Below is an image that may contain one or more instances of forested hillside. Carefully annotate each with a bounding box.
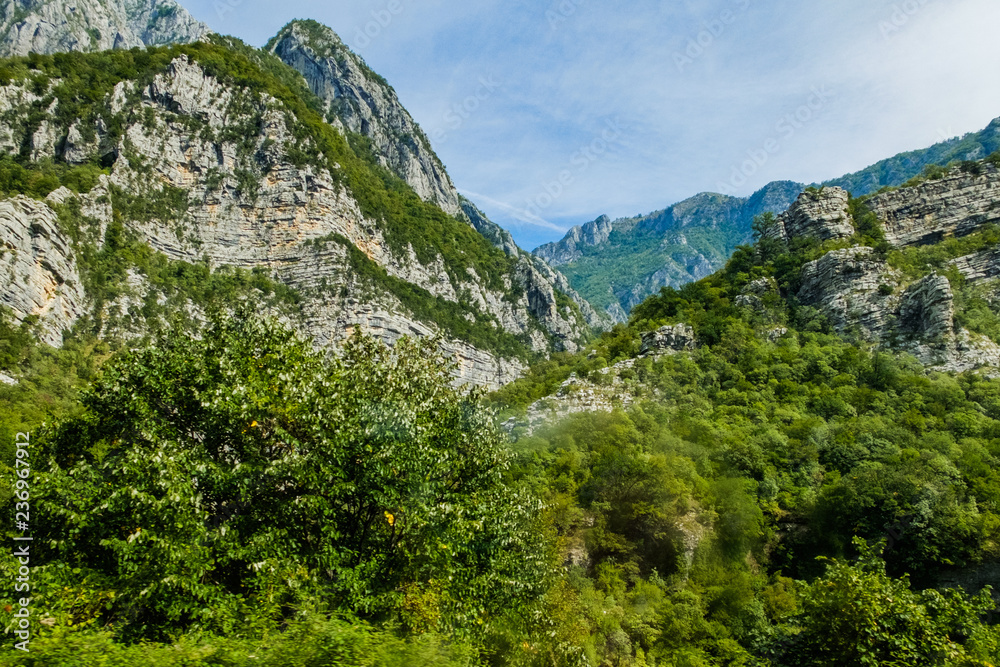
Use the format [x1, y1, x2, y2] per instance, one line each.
[2, 1, 1000, 665]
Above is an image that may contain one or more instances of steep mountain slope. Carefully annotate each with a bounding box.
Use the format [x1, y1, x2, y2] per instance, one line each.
[0, 39, 594, 387]
[491, 158, 1000, 665]
[534, 181, 803, 320]
[266, 20, 461, 217]
[0, 0, 210, 56]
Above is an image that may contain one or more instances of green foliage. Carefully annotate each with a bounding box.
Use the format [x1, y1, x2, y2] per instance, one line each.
[777, 538, 999, 666]
[0, 156, 106, 199]
[0, 38, 529, 357]
[0, 613, 475, 667]
[321, 233, 535, 359]
[28, 314, 546, 640]
[846, 197, 888, 252]
[888, 224, 1000, 281]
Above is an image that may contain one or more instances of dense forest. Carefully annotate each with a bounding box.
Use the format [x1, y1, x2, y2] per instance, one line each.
[4, 180, 1000, 664]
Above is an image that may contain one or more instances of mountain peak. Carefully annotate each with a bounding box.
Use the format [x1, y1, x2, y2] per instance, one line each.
[0, 0, 210, 57]
[267, 19, 462, 216]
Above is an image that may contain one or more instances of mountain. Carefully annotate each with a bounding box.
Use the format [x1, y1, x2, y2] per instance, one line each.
[0, 25, 598, 388]
[534, 181, 803, 321]
[0, 0, 210, 56]
[537, 115, 1000, 323]
[266, 20, 462, 217]
[820, 116, 1000, 194]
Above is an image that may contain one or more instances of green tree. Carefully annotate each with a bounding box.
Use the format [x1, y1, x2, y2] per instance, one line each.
[33, 313, 547, 639]
[780, 538, 997, 666]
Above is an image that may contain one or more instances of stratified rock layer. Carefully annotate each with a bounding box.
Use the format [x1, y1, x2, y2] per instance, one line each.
[870, 165, 1000, 247]
[0, 0, 210, 57]
[764, 187, 854, 243]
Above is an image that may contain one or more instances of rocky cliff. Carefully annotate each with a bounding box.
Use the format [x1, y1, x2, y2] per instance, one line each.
[266, 20, 462, 217]
[461, 197, 611, 332]
[0, 0, 210, 57]
[534, 214, 613, 266]
[773, 166, 1000, 372]
[0, 43, 595, 388]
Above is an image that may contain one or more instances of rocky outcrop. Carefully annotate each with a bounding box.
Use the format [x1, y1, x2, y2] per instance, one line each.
[640, 324, 697, 356]
[870, 164, 1000, 247]
[462, 196, 520, 257]
[794, 244, 997, 373]
[735, 277, 778, 311]
[0, 196, 86, 346]
[0, 0, 210, 57]
[950, 245, 1000, 282]
[267, 20, 462, 217]
[897, 274, 955, 339]
[534, 214, 613, 266]
[505, 359, 641, 435]
[797, 247, 899, 338]
[763, 187, 854, 243]
[461, 198, 611, 334]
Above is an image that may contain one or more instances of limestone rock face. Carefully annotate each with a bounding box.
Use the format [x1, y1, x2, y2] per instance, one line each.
[267, 20, 462, 217]
[0, 55, 594, 388]
[640, 324, 697, 356]
[0, 0, 210, 57]
[797, 247, 899, 338]
[871, 165, 1000, 247]
[949, 245, 1000, 282]
[786, 164, 1000, 372]
[898, 274, 955, 339]
[764, 187, 854, 243]
[534, 214, 613, 266]
[735, 277, 777, 311]
[0, 196, 86, 346]
[461, 197, 611, 334]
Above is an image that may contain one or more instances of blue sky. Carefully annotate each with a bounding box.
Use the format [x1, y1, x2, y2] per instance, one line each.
[180, 0, 1000, 251]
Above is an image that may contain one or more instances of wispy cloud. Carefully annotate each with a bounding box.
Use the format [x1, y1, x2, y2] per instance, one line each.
[459, 189, 568, 233]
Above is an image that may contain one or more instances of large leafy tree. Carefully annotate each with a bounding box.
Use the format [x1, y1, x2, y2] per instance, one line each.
[34, 313, 547, 638]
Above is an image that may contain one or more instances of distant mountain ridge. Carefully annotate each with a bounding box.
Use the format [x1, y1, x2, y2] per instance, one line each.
[0, 0, 210, 56]
[537, 115, 1000, 321]
[820, 117, 1000, 194]
[534, 182, 803, 320]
